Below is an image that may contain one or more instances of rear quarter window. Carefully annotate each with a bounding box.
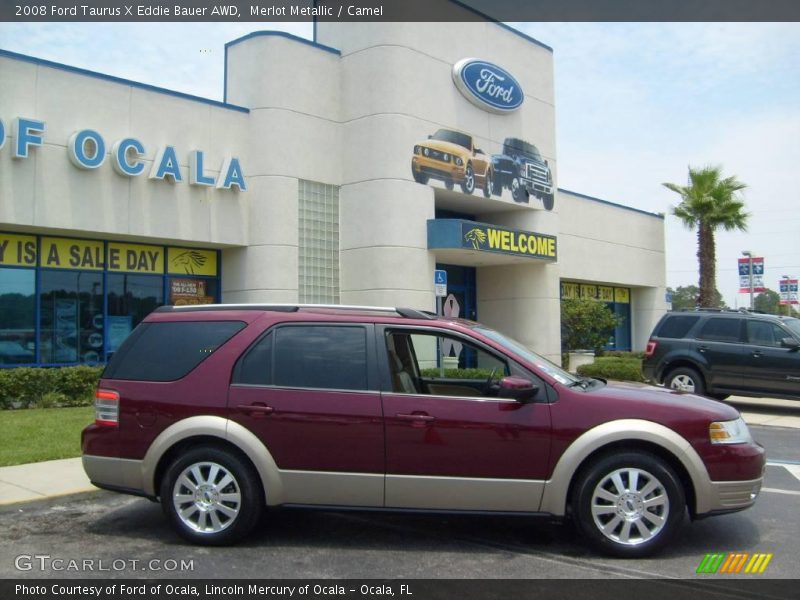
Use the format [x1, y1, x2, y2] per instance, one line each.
[656, 315, 700, 339]
[104, 320, 246, 381]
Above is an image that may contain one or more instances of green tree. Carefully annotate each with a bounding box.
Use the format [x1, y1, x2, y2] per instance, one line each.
[667, 285, 727, 311]
[664, 166, 748, 308]
[754, 288, 781, 315]
[561, 297, 623, 354]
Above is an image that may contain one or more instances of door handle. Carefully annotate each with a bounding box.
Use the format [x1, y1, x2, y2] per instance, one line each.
[752, 351, 762, 358]
[698, 345, 708, 353]
[237, 404, 274, 416]
[396, 413, 435, 422]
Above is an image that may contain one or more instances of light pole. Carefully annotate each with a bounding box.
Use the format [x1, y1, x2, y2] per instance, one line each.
[742, 250, 754, 310]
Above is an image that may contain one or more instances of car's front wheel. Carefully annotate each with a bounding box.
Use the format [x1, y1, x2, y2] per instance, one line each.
[573, 452, 685, 557]
[511, 176, 527, 202]
[483, 171, 493, 198]
[665, 366, 705, 396]
[160, 447, 263, 545]
[461, 163, 475, 194]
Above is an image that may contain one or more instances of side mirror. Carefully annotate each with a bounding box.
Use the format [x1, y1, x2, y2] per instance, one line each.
[781, 337, 800, 351]
[427, 134, 432, 139]
[475, 148, 484, 155]
[545, 159, 549, 166]
[498, 376, 539, 402]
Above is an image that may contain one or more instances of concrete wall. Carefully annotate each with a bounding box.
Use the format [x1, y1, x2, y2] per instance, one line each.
[0, 54, 249, 247]
[556, 189, 668, 350]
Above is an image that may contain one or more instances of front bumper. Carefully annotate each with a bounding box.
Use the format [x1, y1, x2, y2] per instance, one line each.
[520, 175, 552, 196]
[699, 477, 763, 516]
[412, 156, 465, 182]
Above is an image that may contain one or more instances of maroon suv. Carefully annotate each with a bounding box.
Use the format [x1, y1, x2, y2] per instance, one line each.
[82, 304, 765, 556]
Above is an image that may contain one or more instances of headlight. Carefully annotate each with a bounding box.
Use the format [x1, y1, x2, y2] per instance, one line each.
[423, 148, 430, 157]
[414, 145, 421, 155]
[455, 157, 463, 166]
[709, 417, 752, 445]
[442, 153, 450, 162]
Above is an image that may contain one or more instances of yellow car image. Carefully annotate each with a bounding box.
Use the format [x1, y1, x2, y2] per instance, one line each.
[411, 129, 494, 197]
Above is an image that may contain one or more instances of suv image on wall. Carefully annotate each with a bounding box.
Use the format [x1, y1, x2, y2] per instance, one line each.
[643, 309, 800, 401]
[491, 137, 554, 208]
[83, 304, 765, 557]
[411, 129, 494, 197]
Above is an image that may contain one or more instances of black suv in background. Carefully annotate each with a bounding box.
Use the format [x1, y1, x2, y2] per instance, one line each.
[643, 309, 800, 400]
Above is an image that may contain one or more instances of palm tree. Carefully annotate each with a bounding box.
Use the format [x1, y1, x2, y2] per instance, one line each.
[663, 166, 748, 308]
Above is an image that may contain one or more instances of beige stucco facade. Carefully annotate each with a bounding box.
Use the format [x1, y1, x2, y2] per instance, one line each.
[0, 18, 667, 366]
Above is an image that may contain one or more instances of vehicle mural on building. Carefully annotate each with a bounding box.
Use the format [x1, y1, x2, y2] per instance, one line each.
[491, 137, 554, 209]
[411, 128, 494, 197]
[411, 130, 555, 210]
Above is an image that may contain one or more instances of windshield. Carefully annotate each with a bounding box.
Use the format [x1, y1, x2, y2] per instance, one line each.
[432, 129, 471, 150]
[784, 318, 800, 338]
[506, 139, 542, 161]
[473, 326, 580, 385]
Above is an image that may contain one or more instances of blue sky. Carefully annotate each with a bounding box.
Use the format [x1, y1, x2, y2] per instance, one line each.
[1, 21, 798, 307]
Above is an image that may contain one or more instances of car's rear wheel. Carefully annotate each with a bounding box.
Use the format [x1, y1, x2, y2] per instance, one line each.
[160, 447, 263, 545]
[665, 366, 705, 396]
[573, 452, 685, 557]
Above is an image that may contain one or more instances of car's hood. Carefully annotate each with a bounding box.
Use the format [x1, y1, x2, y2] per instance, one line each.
[419, 140, 469, 155]
[591, 380, 740, 422]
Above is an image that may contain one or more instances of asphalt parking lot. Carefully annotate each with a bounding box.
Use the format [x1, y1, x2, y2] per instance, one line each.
[1, 417, 797, 583]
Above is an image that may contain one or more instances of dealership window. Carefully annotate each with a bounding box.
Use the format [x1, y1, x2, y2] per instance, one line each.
[107, 274, 163, 354]
[560, 281, 632, 351]
[0, 268, 36, 365]
[298, 180, 340, 304]
[39, 270, 104, 364]
[0, 233, 221, 367]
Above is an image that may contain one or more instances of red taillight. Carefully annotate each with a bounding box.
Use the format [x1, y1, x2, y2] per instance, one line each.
[95, 389, 120, 427]
[645, 341, 657, 358]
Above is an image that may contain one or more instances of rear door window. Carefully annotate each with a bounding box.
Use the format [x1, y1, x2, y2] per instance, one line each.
[104, 320, 245, 381]
[697, 318, 742, 343]
[657, 315, 700, 339]
[272, 325, 369, 391]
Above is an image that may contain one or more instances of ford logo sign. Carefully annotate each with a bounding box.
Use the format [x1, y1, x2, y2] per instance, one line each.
[452, 58, 524, 114]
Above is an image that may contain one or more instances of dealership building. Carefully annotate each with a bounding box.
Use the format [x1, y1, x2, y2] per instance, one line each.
[0, 14, 667, 368]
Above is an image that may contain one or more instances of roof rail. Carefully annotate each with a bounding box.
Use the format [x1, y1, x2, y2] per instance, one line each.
[155, 303, 438, 319]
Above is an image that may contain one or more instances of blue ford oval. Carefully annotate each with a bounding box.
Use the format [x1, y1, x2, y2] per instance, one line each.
[453, 58, 524, 113]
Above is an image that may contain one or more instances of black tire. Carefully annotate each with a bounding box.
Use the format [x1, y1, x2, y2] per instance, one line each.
[461, 163, 475, 194]
[572, 451, 686, 558]
[482, 171, 493, 198]
[542, 193, 555, 211]
[444, 179, 454, 191]
[511, 177, 528, 203]
[707, 393, 730, 401]
[412, 169, 428, 185]
[160, 447, 263, 546]
[664, 366, 705, 396]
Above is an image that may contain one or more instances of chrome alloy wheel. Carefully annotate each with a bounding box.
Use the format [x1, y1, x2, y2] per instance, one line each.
[670, 374, 696, 393]
[590, 467, 670, 546]
[172, 461, 242, 534]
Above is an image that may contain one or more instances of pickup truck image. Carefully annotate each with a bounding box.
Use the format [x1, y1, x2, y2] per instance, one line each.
[491, 138, 554, 209]
[412, 129, 494, 197]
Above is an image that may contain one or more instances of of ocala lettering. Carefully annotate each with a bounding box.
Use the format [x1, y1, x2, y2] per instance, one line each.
[3, 116, 246, 191]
